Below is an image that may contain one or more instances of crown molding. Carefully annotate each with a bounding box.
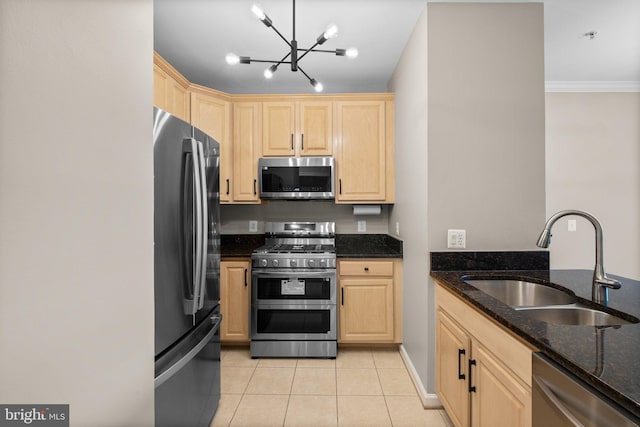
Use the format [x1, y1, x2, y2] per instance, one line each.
[545, 81, 640, 93]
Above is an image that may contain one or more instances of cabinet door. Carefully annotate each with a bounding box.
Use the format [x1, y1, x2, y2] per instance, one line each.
[335, 101, 386, 202]
[153, 62, 189, 122]
[299, 101, 333, 156]
[153, 64, 169, 111]
[191, 93, 232, 202]
[339, 278, 394, 342]
[262, 102, 295, 156]
[220, 261, 250, 342]
[233, 102, 261, 203]
[471, 344, 531, 427]
[436, 310, 471, 427]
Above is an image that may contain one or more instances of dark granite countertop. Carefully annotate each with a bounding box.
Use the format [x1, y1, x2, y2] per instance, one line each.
[430, 252, 640, 419]
[221, 234, 264, 257]
[221, 233, 403, 258]
[335, 234, 402, 258]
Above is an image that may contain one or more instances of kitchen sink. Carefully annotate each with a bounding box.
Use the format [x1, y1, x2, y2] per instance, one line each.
[516, 305, 637, 326]
[464, 279, 576, 307]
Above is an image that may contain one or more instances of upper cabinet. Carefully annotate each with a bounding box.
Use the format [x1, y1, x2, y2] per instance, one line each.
[190, 88, 233, 203]
[335, 100, 395, 203]
[232, 102, 262, 204]
[152, 53, 395, 205]
[153, 53, 190, 122]
[262, 100, 333, 157]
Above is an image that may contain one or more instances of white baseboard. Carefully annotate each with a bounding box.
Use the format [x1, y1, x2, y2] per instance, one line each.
[399, 344, 442, 409]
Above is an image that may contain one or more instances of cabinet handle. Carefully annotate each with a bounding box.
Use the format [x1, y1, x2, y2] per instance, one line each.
[339, 179, 342, 195]
[291, 133, 294, 150]
[364, 267, 369, 272]
[468, 359, 477, 393]
[244, 269, 248, 287]
[341, 287, 344, 305]
[253, 179, 257, 195]
[458, 349, 466, 380]
[226, 179, 230, 195]
[301, 134, 304, 151]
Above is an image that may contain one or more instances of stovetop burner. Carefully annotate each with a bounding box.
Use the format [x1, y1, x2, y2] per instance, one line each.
[252, 221, 336, 269]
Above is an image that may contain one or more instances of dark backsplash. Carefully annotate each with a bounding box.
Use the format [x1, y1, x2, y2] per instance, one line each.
[430, 251, 549, 271]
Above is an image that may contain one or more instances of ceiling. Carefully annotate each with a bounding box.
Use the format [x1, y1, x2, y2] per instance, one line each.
[154, 0, 640, 94]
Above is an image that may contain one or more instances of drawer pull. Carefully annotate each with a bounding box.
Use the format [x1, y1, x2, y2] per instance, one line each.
[364, 267, 369, 272]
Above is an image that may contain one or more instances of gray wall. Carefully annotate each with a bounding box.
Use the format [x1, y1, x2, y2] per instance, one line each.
[545, 92, 640, 279]
[0, 1, 154, 425]
[389, 2, 546, 398]
[387, 4, 431, 402]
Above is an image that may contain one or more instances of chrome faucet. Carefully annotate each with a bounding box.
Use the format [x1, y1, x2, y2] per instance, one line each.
[536, 209, 621, 306]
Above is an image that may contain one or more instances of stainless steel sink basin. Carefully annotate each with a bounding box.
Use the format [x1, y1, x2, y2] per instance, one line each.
[516, 305, 636, 326]
[464, 279, 576, 307]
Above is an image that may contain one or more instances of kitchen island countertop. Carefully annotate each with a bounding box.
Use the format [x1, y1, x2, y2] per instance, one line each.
[431, 259, 640, 419]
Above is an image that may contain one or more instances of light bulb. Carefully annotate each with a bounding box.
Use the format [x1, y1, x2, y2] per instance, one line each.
[310, 79, 323, 93]
[251, 4, 265, 20]
[225, 53, 240, 65]
[346, 48, 358, 58]
[323, 24, 338, 40]
[264, 65, 277, 79]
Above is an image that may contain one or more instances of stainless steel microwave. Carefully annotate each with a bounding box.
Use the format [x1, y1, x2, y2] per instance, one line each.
[258, 157, 335, 200]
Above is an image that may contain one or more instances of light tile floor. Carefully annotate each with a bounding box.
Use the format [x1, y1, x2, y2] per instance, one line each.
[211, 347, 454, 427]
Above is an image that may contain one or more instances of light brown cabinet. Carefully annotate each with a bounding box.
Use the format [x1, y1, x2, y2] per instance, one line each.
[220, 260, 251, 342]
[153, 53, 190, 122]
[335, 100, 394, 203]
[436, 282, 534, 427]
[262, 101, 333, 157]
[232, 102, 261, 203]
[190, 89, 233, 203]
[338, 259, 402, 343]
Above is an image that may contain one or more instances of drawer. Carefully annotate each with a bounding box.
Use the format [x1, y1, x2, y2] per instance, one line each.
[339, 260, 394, 276]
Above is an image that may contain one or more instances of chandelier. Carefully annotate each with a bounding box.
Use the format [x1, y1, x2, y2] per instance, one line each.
[225, 0, 358, 92]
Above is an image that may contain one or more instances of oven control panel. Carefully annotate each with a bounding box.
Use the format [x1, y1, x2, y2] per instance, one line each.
[252, 256, 336, 269]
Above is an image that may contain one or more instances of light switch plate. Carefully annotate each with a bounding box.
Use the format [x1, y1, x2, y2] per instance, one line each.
[447, 229, 466, 249]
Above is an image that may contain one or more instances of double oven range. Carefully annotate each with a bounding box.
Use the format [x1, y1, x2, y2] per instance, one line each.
[250, 222, 337, 358]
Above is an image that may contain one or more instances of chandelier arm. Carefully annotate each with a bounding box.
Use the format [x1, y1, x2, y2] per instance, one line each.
[296, 41, 321, 63]
[303, 48, 344, 54]
[296, 65, 313, 81]
[268, 24, 292, 48]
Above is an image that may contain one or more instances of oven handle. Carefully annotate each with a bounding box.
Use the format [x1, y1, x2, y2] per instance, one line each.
[251, 270, 336, 277]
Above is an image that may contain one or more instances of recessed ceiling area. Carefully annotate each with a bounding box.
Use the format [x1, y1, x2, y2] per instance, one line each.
[154, 0, 640, 94]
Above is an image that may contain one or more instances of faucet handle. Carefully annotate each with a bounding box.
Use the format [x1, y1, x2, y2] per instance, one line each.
[596, 276, 622, 289]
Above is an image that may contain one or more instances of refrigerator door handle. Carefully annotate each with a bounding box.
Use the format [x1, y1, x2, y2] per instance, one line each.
[154, 314, 222, 389]
[182, 138, 203, 316]
[196, 140, 208, 310]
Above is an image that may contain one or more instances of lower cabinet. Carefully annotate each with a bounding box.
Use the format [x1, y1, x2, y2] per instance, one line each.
[220, 259, 251, 342]
[338, 259, 402, 343]
[436, 283, 534, 427]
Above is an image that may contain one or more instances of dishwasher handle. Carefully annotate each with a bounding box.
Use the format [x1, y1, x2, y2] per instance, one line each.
[532, 374, 583, 427]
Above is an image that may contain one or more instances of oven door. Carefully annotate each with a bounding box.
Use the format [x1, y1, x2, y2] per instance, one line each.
[251, 303, 337, 341]
[252, 269, 336, 305]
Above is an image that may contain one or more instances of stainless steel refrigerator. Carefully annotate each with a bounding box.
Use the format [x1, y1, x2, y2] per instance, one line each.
[153, 107, 222, 427]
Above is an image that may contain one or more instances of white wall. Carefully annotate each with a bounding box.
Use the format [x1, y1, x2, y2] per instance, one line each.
[387, 4, 432, 404]
[389, 2, 545, 401]
[545, 92, 640, 279]
[0, 1, 154, 425]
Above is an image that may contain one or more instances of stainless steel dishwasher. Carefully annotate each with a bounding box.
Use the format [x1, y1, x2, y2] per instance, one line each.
[532, 352, 639, 427]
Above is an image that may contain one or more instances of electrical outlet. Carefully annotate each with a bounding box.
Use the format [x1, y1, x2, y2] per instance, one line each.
[357, 220, 366, 233]
[249, 220, 258, 232]
[447, 229, 466, 249]
[568, 219, 577, 232]
[395, 222, 400, 236]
